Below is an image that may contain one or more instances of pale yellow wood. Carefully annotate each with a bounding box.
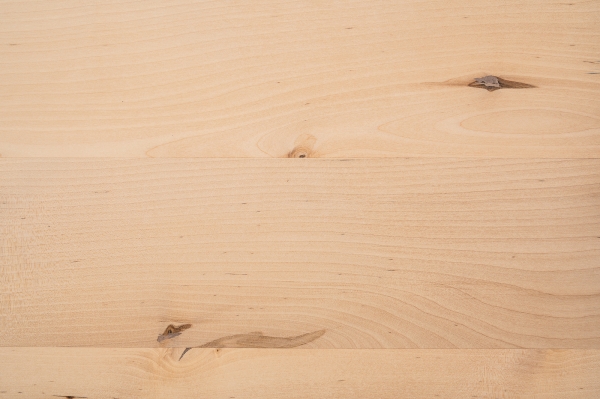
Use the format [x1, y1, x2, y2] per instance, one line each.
[2, 1, 600, 393]
[0, 348, 599, 399]
[1, 0, 599, 157]
[2, 159, 599, 348]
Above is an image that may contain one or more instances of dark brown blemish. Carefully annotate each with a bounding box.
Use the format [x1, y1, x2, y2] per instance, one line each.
[157, 323, 192, 342]
[53, 396, 87, 399]
[179, 329, 325, 360]
[469, 75, 536, 91]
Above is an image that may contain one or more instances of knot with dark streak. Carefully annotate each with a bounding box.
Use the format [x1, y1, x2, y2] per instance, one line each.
[157, 324, 192, 342]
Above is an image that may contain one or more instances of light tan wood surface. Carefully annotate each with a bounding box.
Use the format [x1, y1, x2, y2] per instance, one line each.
[0, 0, 599, 158]
[2, 159, 599, 348]
[1, 349, 599, 399]
[2, 0, 600, 397]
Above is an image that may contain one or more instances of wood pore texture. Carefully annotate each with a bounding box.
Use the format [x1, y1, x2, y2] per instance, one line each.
[1, 1, 599, 398]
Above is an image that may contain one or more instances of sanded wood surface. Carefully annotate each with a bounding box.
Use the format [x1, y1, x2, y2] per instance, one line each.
[0, 0, 599, 158]
[2, 0, 600, 397]
[1, 349, 599, 399]
[2, 159, 599, 348]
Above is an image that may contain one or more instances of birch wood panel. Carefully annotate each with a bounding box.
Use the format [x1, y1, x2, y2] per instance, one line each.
[2, 158, 599, 348]
[0, 0, 599, 157]
[0, 349, 599, 399]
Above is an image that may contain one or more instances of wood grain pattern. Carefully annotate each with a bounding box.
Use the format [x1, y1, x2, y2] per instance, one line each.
[2, 158, 599, 348]
[1, 348, 599, 399]
[1, 1, 599, 395]
[1, 0, 599, 157]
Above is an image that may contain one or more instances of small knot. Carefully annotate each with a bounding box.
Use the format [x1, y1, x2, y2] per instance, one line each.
[288, 146, 312, 158]
[468, 75, 535, 91]
[287, 134, 317, 158]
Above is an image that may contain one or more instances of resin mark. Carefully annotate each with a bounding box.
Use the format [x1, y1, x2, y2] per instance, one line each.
[179, 329, 325, 360]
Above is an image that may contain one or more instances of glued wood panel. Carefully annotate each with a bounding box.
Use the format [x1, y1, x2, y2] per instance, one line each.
[0, 0, 599, 157]
[0, 348, 599, 399]
[1, 159, 599, 348]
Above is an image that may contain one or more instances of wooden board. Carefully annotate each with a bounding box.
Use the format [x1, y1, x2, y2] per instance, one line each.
[0, 0, 599, 158]
[2, 0, 600, 397]
[2, 159, 599, 348]
[1, 348, 599, 399]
